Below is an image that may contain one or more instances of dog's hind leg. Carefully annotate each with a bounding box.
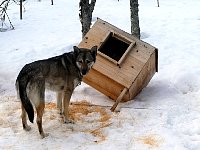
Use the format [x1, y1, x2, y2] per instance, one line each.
[36, 102, 49, 138]
[21, 104, 31, 131]
[35, 81, 49, 138]
[56, 92, 63, 115]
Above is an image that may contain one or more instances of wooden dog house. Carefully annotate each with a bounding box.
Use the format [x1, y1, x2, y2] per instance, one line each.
[78, 18, 158, 111]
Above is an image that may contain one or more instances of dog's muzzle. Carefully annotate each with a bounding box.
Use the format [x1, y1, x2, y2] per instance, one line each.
[81, 68, 88, 76]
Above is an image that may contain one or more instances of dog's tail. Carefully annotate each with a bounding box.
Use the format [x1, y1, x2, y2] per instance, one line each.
[16, 70, 34, 123]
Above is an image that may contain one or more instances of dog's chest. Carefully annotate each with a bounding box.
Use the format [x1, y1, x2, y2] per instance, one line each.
[73, 78, 81, 88]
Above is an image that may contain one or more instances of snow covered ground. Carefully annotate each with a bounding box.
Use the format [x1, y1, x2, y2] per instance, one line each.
[1, 0, 200, 149]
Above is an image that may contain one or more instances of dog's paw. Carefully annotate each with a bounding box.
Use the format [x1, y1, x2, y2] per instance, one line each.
[57, 109, 63, 115]
[23, 125, 31, 131]
[40, 133, 49, 139]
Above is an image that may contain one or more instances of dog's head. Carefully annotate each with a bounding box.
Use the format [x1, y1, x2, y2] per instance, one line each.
[74, 46, 97, 76]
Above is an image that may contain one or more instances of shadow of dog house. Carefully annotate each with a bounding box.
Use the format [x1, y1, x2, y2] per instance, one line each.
[78, 18, 158, 111]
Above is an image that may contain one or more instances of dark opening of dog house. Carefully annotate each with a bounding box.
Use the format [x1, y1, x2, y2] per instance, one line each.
[98, 32, 132, 63]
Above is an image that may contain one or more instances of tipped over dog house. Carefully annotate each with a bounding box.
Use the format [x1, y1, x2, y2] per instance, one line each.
[79, 18, 158, 111]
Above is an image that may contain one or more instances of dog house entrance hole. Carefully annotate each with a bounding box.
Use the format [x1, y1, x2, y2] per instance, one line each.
[98, 32, 134, 65]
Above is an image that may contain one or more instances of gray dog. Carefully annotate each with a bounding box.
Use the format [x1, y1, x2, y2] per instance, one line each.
[16, 46, 97, 138]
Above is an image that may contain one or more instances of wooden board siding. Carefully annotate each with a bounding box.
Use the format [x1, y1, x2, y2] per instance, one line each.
[128, 51, 158, 101]
[82, 69, 130, 101]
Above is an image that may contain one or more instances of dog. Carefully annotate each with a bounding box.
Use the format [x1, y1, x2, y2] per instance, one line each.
[16, 46, 97, 138]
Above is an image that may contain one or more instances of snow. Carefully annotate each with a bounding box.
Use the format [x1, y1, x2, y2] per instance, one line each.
[1, 0, 200, 149]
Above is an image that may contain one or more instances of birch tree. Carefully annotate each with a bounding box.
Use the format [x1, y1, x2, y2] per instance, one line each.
[130, 0, 140, 39]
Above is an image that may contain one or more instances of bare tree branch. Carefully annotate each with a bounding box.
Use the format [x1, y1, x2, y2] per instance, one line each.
[0, 0, 14, 31]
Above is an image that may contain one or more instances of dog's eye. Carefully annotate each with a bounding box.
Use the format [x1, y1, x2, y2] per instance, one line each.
[86, 60, 91, 64]
[78, 60, 83, 63]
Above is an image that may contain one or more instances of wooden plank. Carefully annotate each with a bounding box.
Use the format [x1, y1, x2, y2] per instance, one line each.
[83, 69, 130, 101]
[93, 57, 137, 87]
[94, 52, 145, 86]
[113, 32, 132, 44]
[93, 57, 131, 87]
[79, 24, 107, 48]
[83, 69, 124, 99]
[110, 87, 128, 111]
[128, 47, 150, 63]
[117, 42, 136, 66]
[129, 51, 157, 99]
[97, 51, 118, 65]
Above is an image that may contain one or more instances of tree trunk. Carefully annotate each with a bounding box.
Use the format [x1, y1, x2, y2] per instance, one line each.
[20, 0, 22, 19]
[157, 0, 160, 7]
[130, 0, 140, 39]
[79, 0, 96, 38]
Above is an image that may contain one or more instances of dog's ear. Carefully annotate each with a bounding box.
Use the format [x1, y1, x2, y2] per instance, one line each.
[91, 46, 97, 58]
[73, 46, 80, 56]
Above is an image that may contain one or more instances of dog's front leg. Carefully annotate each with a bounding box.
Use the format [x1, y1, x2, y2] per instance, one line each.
[56, 92, 63, 114]
[63, 89, 74, 124]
